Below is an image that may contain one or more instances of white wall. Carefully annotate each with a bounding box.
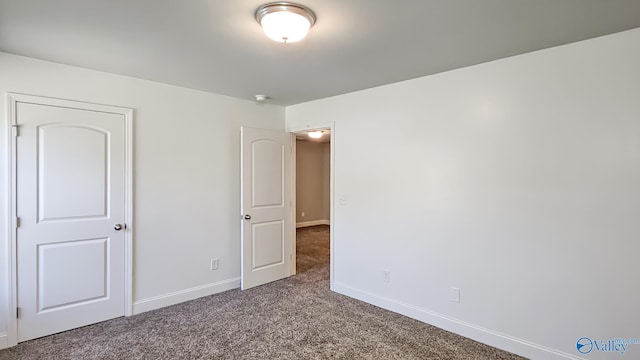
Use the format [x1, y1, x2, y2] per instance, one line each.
[287, 28, 640, 360]
[0, 53, 285, 345]
[296, 140, 330, 225]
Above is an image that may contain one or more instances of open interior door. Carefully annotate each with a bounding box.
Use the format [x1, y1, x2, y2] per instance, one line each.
[240, 127, 292, 290]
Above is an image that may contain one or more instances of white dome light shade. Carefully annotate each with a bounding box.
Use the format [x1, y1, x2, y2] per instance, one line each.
[256, 2, 316, 43]
[261, 11, 309, 43]
[308, 131, 323, 139]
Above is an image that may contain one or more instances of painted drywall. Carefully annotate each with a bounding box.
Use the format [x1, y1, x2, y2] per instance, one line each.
[322, 142, 330, 221]
[0, 53, 285, 344]
[287, 28, 640, 360]
[296, 140, 330, 225]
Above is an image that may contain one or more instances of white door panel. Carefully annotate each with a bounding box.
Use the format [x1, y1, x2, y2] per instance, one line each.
[38, 238, 109, 310]
[241, 127, 292, 290]
[38, 125, 109, 220]
[252, 221, 284, 269]
[252, 140, 284, 207]
[16, 100, 127, 341]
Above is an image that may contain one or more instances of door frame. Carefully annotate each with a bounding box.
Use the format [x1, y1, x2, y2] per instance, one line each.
[4, 93, 134, 347]
[289, 122, 335, 289]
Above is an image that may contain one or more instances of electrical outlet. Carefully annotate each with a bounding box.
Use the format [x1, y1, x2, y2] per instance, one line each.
[301, 211, 305, 217]
[210, 258, 219, 270]
[449, 286, 460, 303]
[384, 269, 390, 283]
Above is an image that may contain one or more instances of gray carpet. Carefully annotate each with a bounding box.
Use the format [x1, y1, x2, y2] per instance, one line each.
[0, 225, 525, 359]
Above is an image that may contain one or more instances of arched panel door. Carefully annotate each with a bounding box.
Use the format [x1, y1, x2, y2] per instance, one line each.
[15, 99, 128, 342]
[240, 127, 292, 290]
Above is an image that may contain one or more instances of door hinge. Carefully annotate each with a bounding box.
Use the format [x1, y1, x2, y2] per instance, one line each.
[16, 307, 21, 319]
[16, 217, 21, 228]
[11, 124, 20, 137]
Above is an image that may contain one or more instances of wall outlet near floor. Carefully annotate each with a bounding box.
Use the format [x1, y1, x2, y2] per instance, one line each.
[210, 258, 219, 270]
[449, 286, 460, 303]
[384, 269, 391, 283]
[301, 211, 305, 217]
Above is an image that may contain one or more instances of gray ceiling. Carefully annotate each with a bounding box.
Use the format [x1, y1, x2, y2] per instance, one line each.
[1, 0, 639, 106]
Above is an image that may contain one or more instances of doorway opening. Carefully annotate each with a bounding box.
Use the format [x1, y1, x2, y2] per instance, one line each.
[294, 128, 332, 284]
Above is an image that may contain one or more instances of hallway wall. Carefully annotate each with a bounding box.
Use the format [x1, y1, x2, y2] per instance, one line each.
[296, 140, 330, 226]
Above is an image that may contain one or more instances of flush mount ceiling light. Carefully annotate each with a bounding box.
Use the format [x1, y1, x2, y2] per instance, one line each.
[308, 130, 323, 139]
[255, 2, 316, 43]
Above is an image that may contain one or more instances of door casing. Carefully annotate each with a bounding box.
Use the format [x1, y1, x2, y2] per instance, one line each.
[4, 93, 134, 347]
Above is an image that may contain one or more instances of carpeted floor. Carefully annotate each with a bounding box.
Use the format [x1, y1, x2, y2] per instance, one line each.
[0, 225, 525, 359]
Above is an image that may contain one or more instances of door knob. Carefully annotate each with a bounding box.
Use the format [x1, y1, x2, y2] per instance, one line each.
[243, 214, 251, 220]
[114, 224, 124, 231]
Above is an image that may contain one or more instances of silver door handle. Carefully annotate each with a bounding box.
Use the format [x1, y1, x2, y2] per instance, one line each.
[243, 214, 251, 220]
[114, 224, 124, 231]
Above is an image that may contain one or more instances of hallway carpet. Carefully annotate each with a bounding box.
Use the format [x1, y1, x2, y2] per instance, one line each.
[0, 225, 524, 359]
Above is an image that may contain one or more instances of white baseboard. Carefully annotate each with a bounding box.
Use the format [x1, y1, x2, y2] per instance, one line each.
[296, 219, 330, 228]
[133, 277, 240, 315]
[332, 282, 581, 360]
[0, 332, 8, 350]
